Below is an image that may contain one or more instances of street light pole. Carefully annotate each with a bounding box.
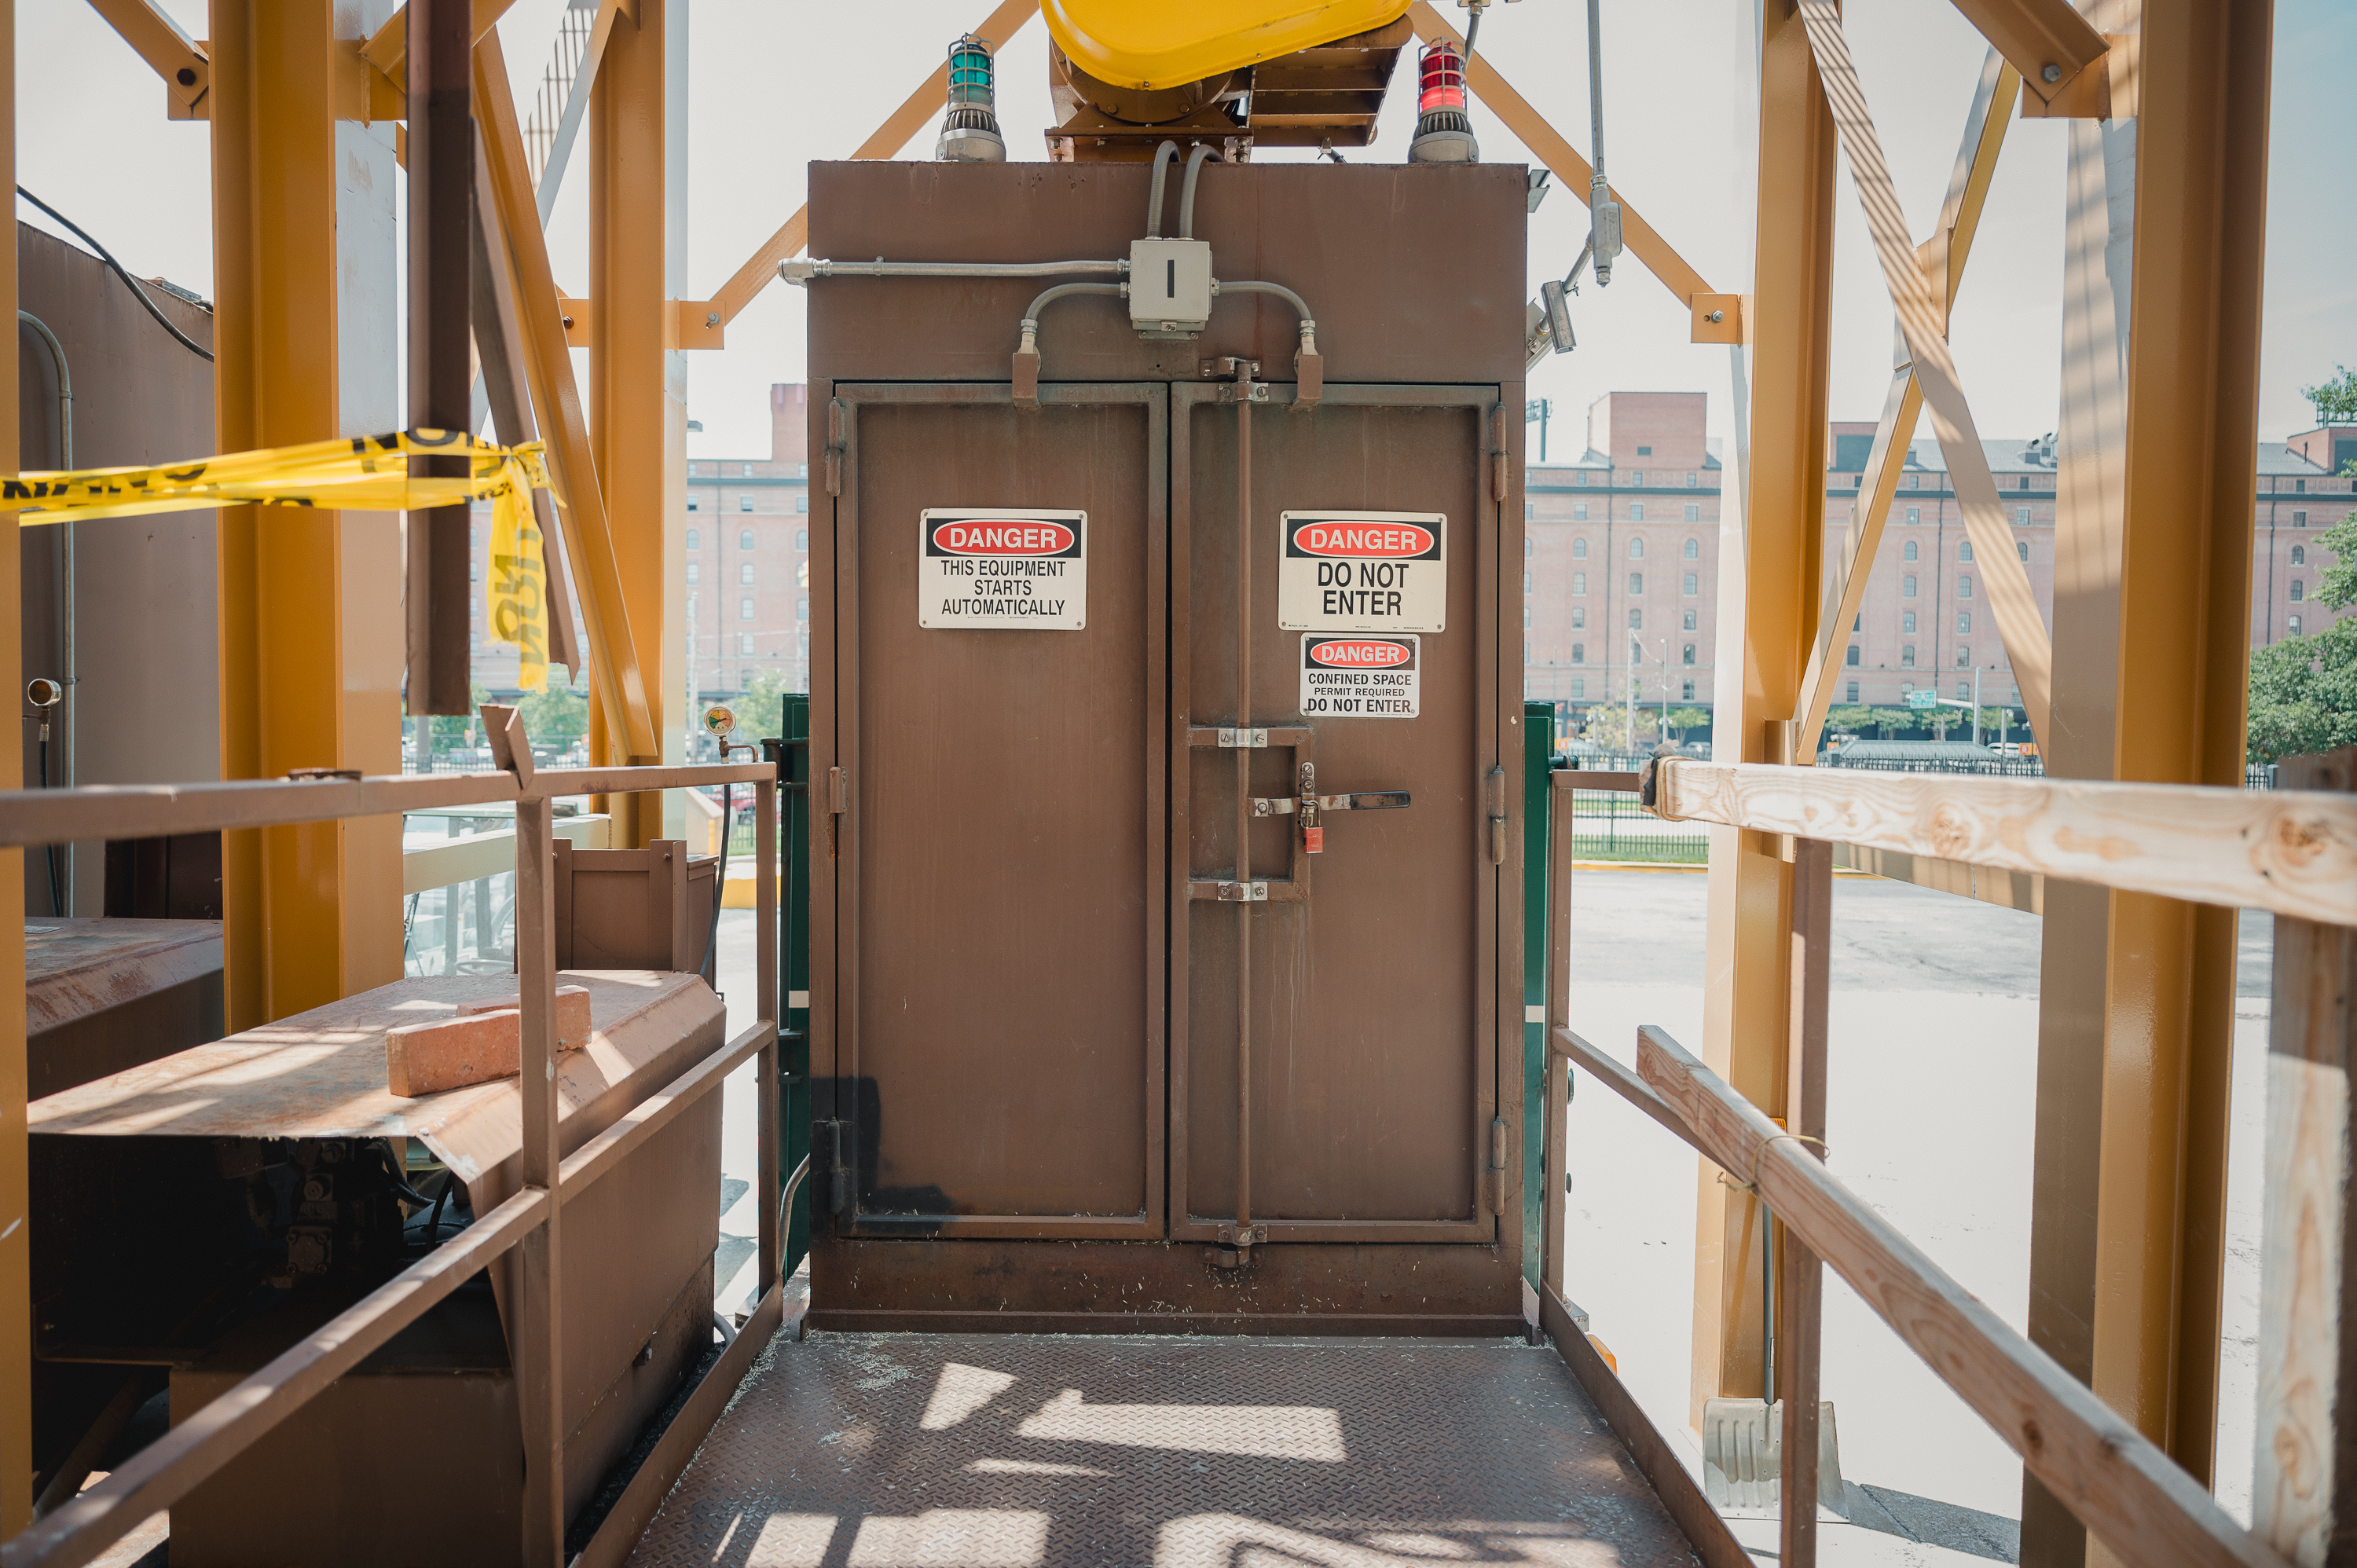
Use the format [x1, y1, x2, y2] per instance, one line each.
[1972, 665, 1982, 746]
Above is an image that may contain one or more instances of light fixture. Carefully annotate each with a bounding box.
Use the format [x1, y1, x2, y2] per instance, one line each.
[935, 35, 1006, 163]
[1407, 38, 1478, 164]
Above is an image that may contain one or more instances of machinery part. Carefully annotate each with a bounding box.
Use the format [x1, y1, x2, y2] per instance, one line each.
[1541, 279, 1575, 354]
[1408, 38, 1477, 164]
[1043, 0, 1407, 92]
[1130, 237, 1212, 339]
[1054, 48, 1242, 132]
[935, 33, 1006, 163]
[1585, 0, 1623, 284]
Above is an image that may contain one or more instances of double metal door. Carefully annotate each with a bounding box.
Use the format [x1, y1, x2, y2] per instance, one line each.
[814, 379, 1509, 1247]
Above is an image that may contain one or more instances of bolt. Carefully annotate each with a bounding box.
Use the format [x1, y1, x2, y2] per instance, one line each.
[2041, 62, 2062, 82]
[1707, 310, 1725, 324]
[706, 311, 720, 328]
[177, 67, 196, 86]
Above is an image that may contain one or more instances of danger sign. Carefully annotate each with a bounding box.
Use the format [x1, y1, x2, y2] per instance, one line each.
[1278, 511, 1446, 633]
[1299, 635, 1420, 719]
[918, 509, 1086, 630]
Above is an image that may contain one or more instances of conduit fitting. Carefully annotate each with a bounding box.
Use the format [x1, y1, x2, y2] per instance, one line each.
[1215, 280, 1323, 412]
[1011, 281, 1127, 409]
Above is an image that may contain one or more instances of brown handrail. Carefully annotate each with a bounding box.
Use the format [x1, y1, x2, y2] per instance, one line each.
[0, 751, 783, 1568]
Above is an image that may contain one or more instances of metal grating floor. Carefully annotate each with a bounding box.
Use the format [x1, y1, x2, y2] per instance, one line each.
[624, 1332, 1701, 1567]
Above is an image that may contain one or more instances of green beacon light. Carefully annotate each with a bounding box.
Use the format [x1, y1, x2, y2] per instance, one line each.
[936, 35, 1006, 163]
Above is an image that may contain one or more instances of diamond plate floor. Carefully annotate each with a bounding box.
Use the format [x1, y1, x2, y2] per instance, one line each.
[625, 1333, 1701, 1568]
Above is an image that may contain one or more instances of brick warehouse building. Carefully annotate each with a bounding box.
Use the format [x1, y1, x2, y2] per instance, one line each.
[1524, 391, 2355, 740]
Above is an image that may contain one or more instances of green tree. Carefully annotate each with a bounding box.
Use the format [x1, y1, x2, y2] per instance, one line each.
[2248, 495, 2357, 764]
[1664, 706, 1712, 743]
[1578, 705, 1649, 752]
[1867, 707, 1915, 739]
[519, 676, 590, 743]
[2301, 366, 2357, 427]
[1824, 705, 1876, 740]
[2315, 507, 2357, 614]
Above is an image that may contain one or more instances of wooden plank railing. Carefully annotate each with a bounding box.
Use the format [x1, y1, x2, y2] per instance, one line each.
[0, 738, 784, 1568]
[1648, 758, 2357, 926]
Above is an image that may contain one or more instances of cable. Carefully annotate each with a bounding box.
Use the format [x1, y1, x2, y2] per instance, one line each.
[703, 783, 731, 983]
[1145, 140, 1180, 238]
[16, 186, 214, 362]
[1178, 145, 1222, 239]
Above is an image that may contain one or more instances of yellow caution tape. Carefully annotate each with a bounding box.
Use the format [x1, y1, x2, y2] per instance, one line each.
[4, 429, 558, 692]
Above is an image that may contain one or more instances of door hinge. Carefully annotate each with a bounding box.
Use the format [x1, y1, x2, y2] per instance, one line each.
[1486, 1115, 1508, 1214]
[824, 397, 846, 495]
[1484, 764, 1508, 865]
[827, 766, 849, 815]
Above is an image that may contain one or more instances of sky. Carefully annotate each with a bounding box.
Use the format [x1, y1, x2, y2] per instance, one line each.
[16, 0, 2354, 465]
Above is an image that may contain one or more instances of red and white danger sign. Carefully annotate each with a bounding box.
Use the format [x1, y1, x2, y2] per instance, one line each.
[1299, 634, 1420, 719]
[918, 510, 1087, 629]
[1277, 511, 1446, 632]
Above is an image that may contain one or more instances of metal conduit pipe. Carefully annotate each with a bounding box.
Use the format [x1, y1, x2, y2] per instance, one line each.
[1214, 280, 1322, 375]
[20, 309, 75, 910]
[1145, 140, 1180, 237]
[1011, 282, 1127, 407]
[1178, 144, 1222, 239]
[780, 257, 1126, 284]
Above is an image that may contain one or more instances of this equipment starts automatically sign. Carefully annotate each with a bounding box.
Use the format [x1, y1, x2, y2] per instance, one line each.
[1277, 511, 1446, 632]
[1299, 634, 1419, 719]
[918, 509, 1086, 630]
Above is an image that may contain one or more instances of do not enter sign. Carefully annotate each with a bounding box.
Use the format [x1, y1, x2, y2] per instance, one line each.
[1277, 511, 1446, 632]
[1299, 634, 1419, 719]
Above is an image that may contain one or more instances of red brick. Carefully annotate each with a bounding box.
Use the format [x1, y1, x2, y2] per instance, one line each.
[459, 984, 593, 1050]
[387, 1009, 522, 1097]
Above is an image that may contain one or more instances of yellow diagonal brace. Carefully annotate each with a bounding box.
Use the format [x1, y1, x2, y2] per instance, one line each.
[1797, 1, 2052, 746]
[708, 0, 1041, 328]
[361, 0, 519, 93]
[84, 0, 210, 114]
[1947, 0, 2108, 104]
[1404, 0, 1714, 309]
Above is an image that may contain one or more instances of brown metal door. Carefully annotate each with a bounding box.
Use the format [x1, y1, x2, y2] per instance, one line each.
[1171, 382, 1506, 1246]
[822, 383, 1168, 1238]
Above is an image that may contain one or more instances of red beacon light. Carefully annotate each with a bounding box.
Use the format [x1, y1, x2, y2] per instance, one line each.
[1409, 39, 1479, 164]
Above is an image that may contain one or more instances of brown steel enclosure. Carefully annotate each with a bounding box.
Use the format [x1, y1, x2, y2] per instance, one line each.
[807, 161, 1527, 1331]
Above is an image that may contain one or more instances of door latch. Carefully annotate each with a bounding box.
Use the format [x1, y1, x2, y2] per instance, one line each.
[1246, 761, 1411, 855]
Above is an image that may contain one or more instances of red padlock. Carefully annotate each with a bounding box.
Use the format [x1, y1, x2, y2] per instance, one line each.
[1303, 825, 1325, 855]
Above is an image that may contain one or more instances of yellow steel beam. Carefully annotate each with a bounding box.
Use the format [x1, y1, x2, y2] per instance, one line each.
[211, 0, 402, 1028]
[587, 0, 674, 844]
[1792, 51, 2020, 759]
[1690, 0, 1835, 1423]
[84, 0, 211, 116]
[1796, 1, 2052, 747]
[0, 0, 24, 1534]
[361, 0, 519, 93]
[1404, 1, 1714, 312]
[707, 0, 1039, 328]
[1946, 0, 2110, 104]
[475, 30, 658, 766]
[2085, 0, 2272, 1523]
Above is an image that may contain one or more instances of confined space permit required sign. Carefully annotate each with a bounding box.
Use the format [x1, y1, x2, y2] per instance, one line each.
[918, 510, 1086, 629]
[1278, 511, 1446, 632]
[1299, 634, 1419, 719]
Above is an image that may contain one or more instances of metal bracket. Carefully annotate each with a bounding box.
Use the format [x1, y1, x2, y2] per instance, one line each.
[1217, 1222, 1268, 1246]
[1218, 727, 1270, 749]
[1215, 881, 1270, 902]
[1250, 792, 1412, 817]
[827, 766, 849, 815]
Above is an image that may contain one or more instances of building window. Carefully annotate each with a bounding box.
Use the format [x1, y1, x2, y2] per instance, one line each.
[1958, 612, 1971, 633]
[739, 529, 755, 550]
[1956, 647, 1970, 668]
[2291, 581, 2305, 601]
[686, 593, 698, 618]
[1524, 538, 1534, 557]
[686, 562, 702, 584]
[1905, 507, 1921, 526]
[1523, 606, 1532, 628]
[1959, 541, 1974, 562]
[2018, 541, 2029, 561]
[1571, 678, 1585, 698]
[1573, 504, 1589, 522]
[2289, 614, 2303, 636]
[1682, 680, 1696, 700]
[1903, 540, 1919, 562]
[1686, 473, 1698, 488]
[1525, 503, 1536, 521]
[1684, 537, 1699, 559]
[739, 597, 755, 621]
[1846, 681, 1860, 703]
[1959, 576, 1973, 598]
[2015, 507, 2030, 526]
[796, 597, 810, 621]
[1628, 609, 1643, 630]
[1681, 644, 1695, 666]
[1907, 474, 1921, 489]
[799, 629, 811, 654]
[1846, 645, 1860, 666]
[1573, 572, 1586, 595]
[1572, 606, 1586, 628]
[1902, 611, 1916, 633]
[1631, 503, 1646, 522]
[1629, 537, 1644, 559]
[2292, 544, 2307, 565]
[796, 529, 809, 549]
[1637, 445, 1652, 456]
[1572, 536, 1588, 556]
[2297, 478, 2307, 493]
[1571, 643, 1585, 665]
[1684, 504, 1699, 522]
[739, 495, 754, 512]
[1902, 646, 1916, 667]
[1574, 471, 1587, 486]
[1523, 572, 1534, 594]
[1629, 573, 1643, 595]
[1903, 575, 1918, 598]
[797, 496, 810, 514]
[739, 563, 755, 584]
[1682, 573, 1698, 595]
[687, 494, 699, 511]
[1629, 471, 1645, 486]
[2018, 476, 2032, 491]
[1682, 610, 1697, 632]
[2294, 510, 2308, 525]
[686, 528, 701, 550]
[739, 632, 755, 654]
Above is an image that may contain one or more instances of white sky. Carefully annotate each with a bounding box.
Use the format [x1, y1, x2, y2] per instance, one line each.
[17, 0, 2353, 463]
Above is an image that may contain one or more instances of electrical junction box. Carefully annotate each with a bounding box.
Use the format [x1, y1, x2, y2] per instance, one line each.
[1127, 236, 1213, 339]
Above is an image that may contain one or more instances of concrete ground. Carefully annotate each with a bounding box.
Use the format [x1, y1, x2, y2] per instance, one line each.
[1560, 866, 2272, 1565]
[711, 877, 2275, 1566]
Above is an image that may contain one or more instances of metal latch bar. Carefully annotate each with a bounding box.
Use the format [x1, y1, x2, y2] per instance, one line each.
[1215, 881, 1269, 902]
[1249, 791, 1413, 817]
[1218, 727, 1270, 749]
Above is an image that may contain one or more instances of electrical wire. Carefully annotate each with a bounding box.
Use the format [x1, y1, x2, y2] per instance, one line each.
[16, 185, 214, 363]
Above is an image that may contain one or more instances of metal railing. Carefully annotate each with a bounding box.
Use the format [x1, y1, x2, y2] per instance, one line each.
[1531, 757, 2357, 1568]
[0, 735, 785, 1568]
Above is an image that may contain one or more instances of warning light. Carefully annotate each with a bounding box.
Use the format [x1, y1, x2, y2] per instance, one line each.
[935, 35, 1006, 163]
[1408, 40, 1478, 165]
